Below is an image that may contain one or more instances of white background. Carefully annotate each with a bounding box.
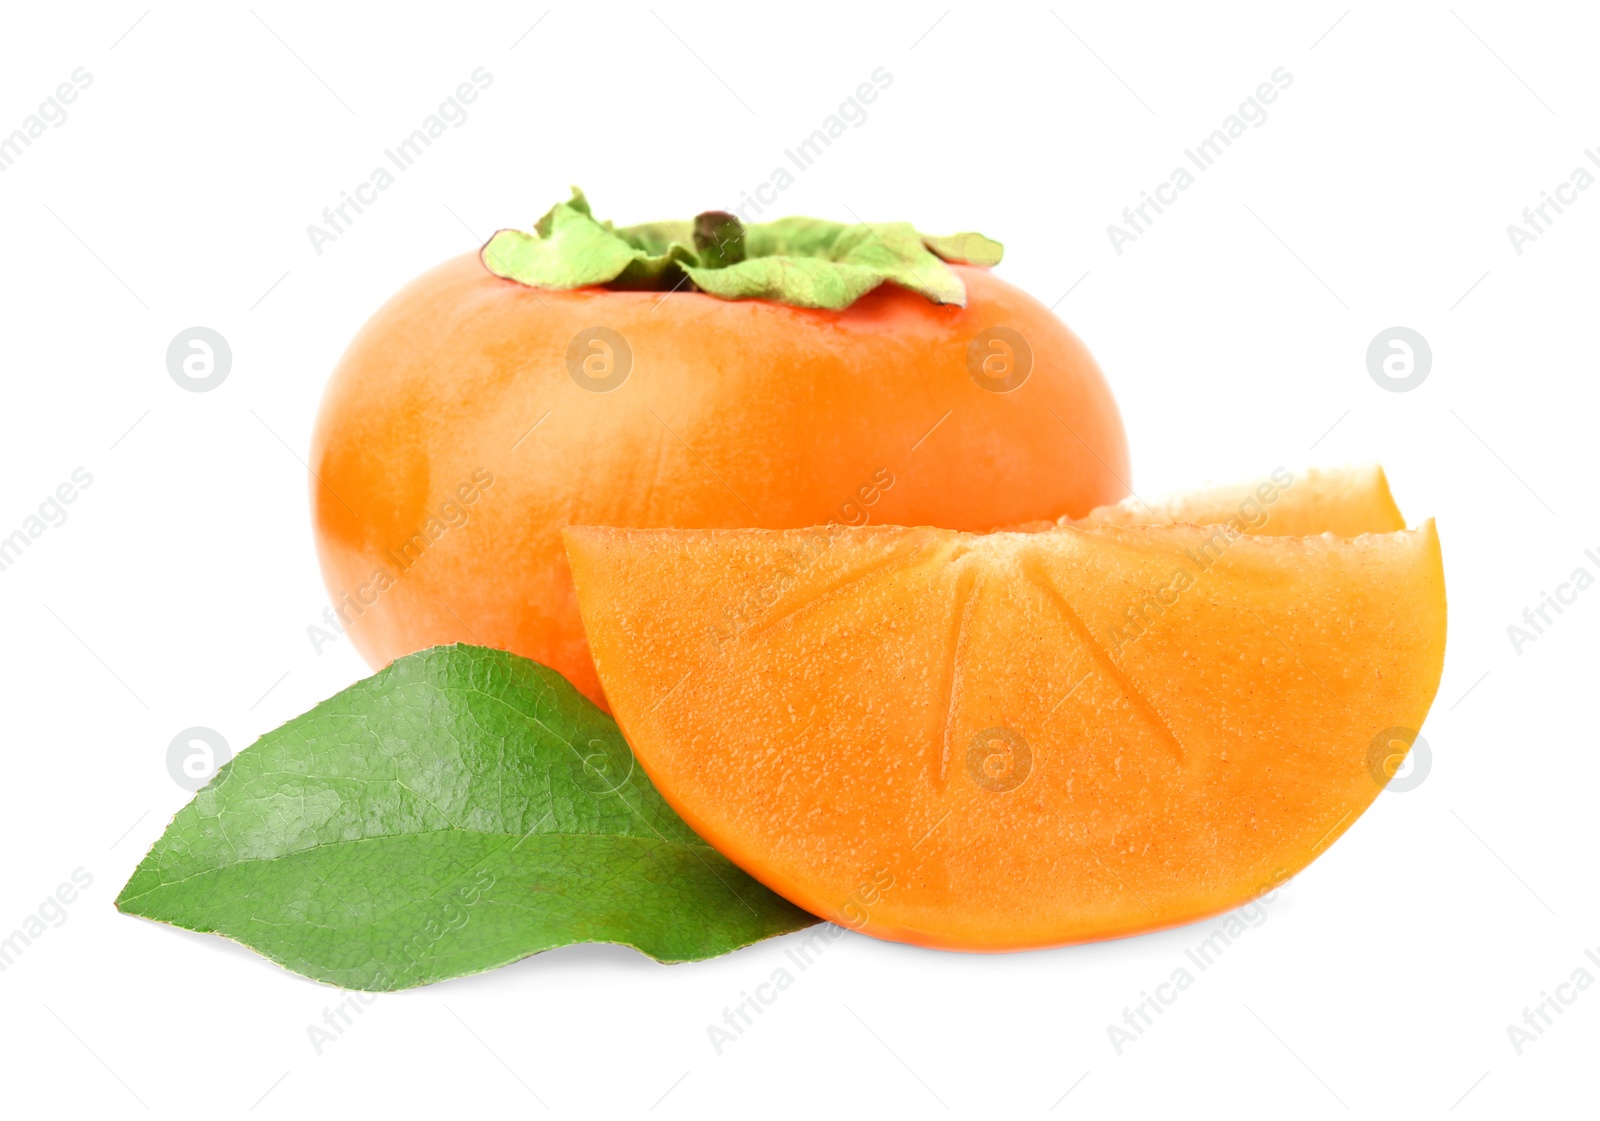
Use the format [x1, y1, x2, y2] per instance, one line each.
[0, 2, 1593, 1117]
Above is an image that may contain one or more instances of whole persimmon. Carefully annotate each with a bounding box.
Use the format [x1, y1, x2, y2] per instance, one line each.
[311, 190, 1129, 706]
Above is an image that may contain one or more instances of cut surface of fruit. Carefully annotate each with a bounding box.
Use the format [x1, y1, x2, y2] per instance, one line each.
[566, 516, 1445, 950]
[1010, 464, 1405, 537]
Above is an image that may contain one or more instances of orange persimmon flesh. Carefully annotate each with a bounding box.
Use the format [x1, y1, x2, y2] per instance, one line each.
[564, 508, 1446, 949]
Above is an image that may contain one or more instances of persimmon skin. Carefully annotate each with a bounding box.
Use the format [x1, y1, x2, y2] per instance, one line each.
[311, 251, 1128, 706]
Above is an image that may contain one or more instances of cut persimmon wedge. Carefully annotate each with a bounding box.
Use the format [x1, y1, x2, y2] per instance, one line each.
[565, 516, 1445, 950]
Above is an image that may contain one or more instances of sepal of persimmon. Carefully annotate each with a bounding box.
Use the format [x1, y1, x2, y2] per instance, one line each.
[480, 187, 1003, 310]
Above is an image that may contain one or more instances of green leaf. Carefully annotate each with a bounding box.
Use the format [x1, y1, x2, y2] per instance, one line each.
[479, 188, 1002, 309]
[116, 645, 817, 991]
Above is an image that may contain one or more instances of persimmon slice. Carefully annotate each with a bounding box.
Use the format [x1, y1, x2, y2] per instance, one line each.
[565, 516, 1445, 950]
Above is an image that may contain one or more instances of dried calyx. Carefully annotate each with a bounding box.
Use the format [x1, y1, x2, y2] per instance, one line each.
[481, 188, 1003, 310]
